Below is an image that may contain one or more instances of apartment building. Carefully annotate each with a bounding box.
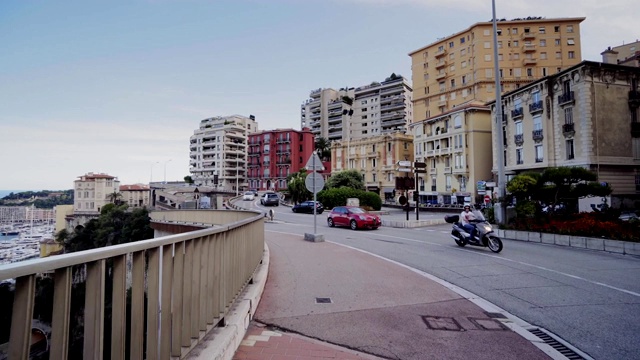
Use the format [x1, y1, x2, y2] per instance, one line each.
[189, 115, 258, 192]
[300, 74, 413, 143]
[119, 184, 150, 208]
[409, 103, 493, 205]
[409, 17, 585, 120]
[73, 172, 120, 215]
[331, 132, 414, 202]
[489, 60, 640, 201]
[602, 40, 640, 67]
[247, 128, 315, 191]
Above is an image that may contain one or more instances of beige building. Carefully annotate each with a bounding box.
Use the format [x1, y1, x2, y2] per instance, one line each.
[189, 115, 258, 193]
[601, 40, 640, 67]
[409, 103, 493, 205]
[73, 172, 120, 215]
[119, 184, 151, 208]
[490, 60, 640, 201]
[301, 74, 413, 143]
[409, 17, 585, 120]
[331, 132, 414, 203]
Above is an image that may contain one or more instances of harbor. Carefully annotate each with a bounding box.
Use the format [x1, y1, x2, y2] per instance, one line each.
[0, 206, 57, 265]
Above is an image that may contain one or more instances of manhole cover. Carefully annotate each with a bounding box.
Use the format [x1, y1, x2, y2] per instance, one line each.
[421, 316, 462, 331]
[315, 297, 332, 304]
[468, 318, 508, 331]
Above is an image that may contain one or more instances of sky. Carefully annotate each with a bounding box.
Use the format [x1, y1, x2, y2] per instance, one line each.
[1, 0, 637, 191]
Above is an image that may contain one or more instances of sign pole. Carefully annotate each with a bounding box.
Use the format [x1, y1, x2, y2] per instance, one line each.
[415, 175, 419, 221]
[313, 154, 317, 234]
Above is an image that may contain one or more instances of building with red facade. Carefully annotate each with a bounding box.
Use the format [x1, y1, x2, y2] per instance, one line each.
[247, 128, 315, 191]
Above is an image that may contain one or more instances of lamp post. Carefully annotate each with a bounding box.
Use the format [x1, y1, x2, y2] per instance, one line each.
[491, 0, 506, 223]
[150, 161, 159, 184]
[164, 159, 172, 184]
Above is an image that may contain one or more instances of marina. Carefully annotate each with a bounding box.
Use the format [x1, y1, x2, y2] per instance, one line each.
[0, 206, 57, 265]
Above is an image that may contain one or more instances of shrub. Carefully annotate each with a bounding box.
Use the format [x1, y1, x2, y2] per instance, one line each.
[317, 188, 382, 211]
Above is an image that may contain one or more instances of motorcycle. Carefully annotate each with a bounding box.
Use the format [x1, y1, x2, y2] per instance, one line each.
[444, 214, 503, 253]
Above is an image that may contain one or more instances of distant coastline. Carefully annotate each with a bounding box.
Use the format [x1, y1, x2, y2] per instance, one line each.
[0, 190, 29, 199]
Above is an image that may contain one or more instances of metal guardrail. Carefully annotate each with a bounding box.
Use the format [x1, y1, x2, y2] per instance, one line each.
[0, 209, 265, 360]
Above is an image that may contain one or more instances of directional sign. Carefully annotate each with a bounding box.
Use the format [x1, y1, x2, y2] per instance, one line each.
[414, 162, 427, 168]
[305, 172, 325, 193]
[305, 152, 325, 171]
[414, 169, 427, 174]
[396, 160, 412, 167]
[396, 168, 412, 172]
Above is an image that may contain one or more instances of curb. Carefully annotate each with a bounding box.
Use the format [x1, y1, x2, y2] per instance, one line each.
[185, 243, 270, 360]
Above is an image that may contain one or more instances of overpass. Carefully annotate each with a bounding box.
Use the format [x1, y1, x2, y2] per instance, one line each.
[0, 208, 266, 359]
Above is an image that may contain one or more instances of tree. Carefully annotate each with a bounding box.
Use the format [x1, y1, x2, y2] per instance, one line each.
[538, 167, 611, 214]
[184, 175, 194, 184]
[326, 170, 364, 191]
[106, 191, 123, 205]
[286, 169, 312, 204]
[314, 137, 331, 161]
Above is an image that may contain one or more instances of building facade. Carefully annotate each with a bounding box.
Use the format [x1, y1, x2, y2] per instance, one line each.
[247, 128, 316, 191]
[119, 184, 151, 208]
[409, 17, 585, 121]
[73, 172, 120, 215]
[409, 103, 493, 205]
[189, 115, 258, 192]
[301, 74, 413, 143]
[331, 132, 414, 203]
[601, 40, 640, 67]
[490, 61, 640, 200]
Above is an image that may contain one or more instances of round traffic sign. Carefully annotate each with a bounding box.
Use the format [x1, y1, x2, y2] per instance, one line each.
[484, 195, 491, 203]
[305, 172, 325, 193]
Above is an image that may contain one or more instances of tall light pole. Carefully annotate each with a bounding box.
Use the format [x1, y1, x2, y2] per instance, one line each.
[164, 159, 172, 184]
[150, 161, 159, 184]
[492, 0, 506, 223]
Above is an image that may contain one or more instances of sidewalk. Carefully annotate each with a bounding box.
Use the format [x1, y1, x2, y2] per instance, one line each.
[233, 230, 557, 360]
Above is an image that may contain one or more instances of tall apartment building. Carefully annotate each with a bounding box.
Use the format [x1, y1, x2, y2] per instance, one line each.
[409, 103, 493, 205]
[409, 17, 585, 121]
[247, 128, 315, 191]
[189, 115, 258, 192]
[489, 60, 640, 202]
[301, 74, 413, 143]
[331, 132, 414, 202]
[73, 172, 120, 214]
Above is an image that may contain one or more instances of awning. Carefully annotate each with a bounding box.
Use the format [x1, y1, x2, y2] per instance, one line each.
[383, 187, 395, 193]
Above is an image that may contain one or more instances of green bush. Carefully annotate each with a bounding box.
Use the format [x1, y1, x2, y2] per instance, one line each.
[318, 188, 382, 211]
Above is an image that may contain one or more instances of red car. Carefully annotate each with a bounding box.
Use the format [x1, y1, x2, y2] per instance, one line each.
[327, 206, 381, 230]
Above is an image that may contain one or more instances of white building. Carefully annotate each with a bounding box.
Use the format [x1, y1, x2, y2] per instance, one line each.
[73, 172, 120, 215]
[189, 115, 258, 192]
[301, 74, 413, 143]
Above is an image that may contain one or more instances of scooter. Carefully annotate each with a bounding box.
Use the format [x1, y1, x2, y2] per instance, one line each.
[444, 214, 503, 253]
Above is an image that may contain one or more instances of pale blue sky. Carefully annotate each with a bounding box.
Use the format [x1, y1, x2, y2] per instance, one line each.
[1, 0, 636, 190]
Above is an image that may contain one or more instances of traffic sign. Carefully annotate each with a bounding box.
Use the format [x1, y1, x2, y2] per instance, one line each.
[396, 168, 412, 172]
[396, 160, 412, 167]
[305, 172, 325, 193]
[414, 169, 427, 174]
[305, 152, 325, 171]
[484, 195, 491, 203]
[414, 161, 426, 168]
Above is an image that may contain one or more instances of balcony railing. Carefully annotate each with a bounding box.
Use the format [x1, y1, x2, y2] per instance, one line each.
[529, 100, 543, 114]
[511, 107, 524, 119]
[0, 210, 265, 360]
[532, 129, 544, 141]
[563, 123, 575, 137]
[558, 91, 575, 105]
[514, 134, 524, 146]
[535, 157, 544, 163]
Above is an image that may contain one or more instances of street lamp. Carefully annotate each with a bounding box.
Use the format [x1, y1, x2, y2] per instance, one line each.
[164, 159, 172, 184]
[150, 161, 159, 184]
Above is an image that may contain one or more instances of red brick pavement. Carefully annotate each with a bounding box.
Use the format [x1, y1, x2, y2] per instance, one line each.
[233, 323, 381, 360]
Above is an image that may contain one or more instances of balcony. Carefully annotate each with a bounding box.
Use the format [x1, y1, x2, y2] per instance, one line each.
[430, 168, 437, 174]
[517, 159, 524, 165]
[435, 71, 447, 81]
[632, 122, 640, 138]
[558, 91, 575, 106]
[563, 123, 575, 137]
[522, 44, 536, 52]
[522, 58, 537, 66]
[276, 138, 291, 144]
[514, 134, 524, 146]
[435, 60, 447, 69]
[529, 100, 543, 114]
[0, 210, 265, 360]
[438, 99, 448, 107]
[535, 157, 544, 163]
[521, 31, 536, 40]
[532, 129, 544, 141]
[435, 48, 447, 58]
[444, 167, 452, 174]
[511, 107, 524, 119]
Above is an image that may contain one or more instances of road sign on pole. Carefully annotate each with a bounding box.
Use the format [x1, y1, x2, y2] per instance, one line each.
[396, 160, 412, 167]
[305, 172, 325, 193]
[305, 152, 325, 171]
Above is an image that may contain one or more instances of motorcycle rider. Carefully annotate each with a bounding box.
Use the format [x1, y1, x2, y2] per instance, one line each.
[460, 205, 479, 240]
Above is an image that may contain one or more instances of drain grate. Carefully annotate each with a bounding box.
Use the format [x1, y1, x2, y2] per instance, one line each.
[528, 328, 585, 360]
[315, 297, 332, 304]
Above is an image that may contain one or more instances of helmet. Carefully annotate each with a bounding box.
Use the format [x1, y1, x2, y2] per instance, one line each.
[463, 205, 471, 210]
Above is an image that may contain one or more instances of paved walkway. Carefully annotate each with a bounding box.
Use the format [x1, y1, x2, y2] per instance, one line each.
[232, 227, 559, 360]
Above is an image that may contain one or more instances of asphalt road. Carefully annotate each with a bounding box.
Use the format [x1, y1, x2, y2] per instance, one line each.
[237, 198, 640, 360]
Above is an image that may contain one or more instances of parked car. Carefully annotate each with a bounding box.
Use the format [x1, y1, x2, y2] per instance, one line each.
[619, 212, 639, 221]
[260, 193, 280, 206]
[242, 191, 255, 201]
[327, 206, 381, 230]
[292, 201, 324, 214]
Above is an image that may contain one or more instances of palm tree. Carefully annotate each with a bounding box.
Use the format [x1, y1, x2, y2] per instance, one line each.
[315, 136, 331, 161]
[106, 191, 123, 205]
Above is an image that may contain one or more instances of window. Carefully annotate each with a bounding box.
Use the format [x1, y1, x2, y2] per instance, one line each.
[513, 53, 520, 60]
[524, 27, 531, 34]
[449, 52, 455, 60]
[439, 81, 445, 91]
[460, 37, 465, 44]
[513, 40, 519, 47]
[567, 25, 574, 33]
[567, 38, 575, 45]
[533, 114, 542, 131]
[461, 60, 467, 68]
[438, 45, 444, 51]
[542, 67, 547, 76]
[484, 54, 491, 61]
[461, 48, 466, 56]
[515, 121, 523, 135]
[566, 139, 575, 159]
[516, 148, 524, 164]
[485, 69, 492, 78]
[527, 68, 533, 77]
[554, 25, 560, 32]
[483, 29, 490, 36]
[498, 41, 503, 48]
[568, 51, 575, 59]
[514, 68, 522, 77]
[555, 39, 561, 46]
[372, 158, 377, 168]
[511, 28, 518, 35]
[540, 52, 547, 59]
[556, 51, 562, 59]
[499, 69, 504, 78]
[484, 41, 491, 49]
[539, 26, 546, 34]
[498, 54, 503, 61]
[450, 79, 456, 88]
[535, 145, 544, 162]
[461, 75, 467, 84]
[564, 107, 573, 124]
[449, 41, 454, 48]
[540, 39, 546, 47]
[497, 29, 502, 36]
[446, 175, 452, 191]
